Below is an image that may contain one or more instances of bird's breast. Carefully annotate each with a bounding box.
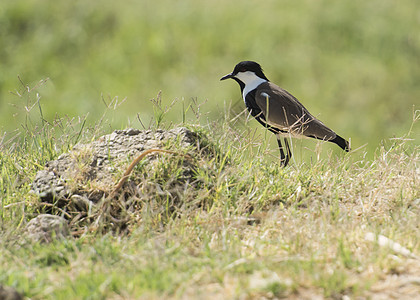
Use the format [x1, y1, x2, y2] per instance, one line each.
[244, 90, 262, 118]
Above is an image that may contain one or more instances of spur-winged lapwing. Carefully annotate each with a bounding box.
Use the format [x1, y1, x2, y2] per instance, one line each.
[221, 61, 350, 166]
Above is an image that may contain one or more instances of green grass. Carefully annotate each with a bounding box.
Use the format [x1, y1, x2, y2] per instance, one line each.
[1, 0, 419, 156]
[1, 88, 419, 298]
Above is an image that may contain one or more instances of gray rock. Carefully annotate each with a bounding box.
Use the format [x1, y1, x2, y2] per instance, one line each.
[25, 214, 70, 243]
[29, 127, 216, 231]
[31, 127, 203, 206]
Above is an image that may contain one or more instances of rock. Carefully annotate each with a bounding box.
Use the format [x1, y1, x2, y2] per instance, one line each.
[31, 127, 205, 205]
[30, 169, 69, 206]
[25, 214, 70, 243]
[29, 127, 218, 230]
[0, 285, 23, 300]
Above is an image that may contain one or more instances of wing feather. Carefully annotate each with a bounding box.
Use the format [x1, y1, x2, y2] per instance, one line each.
[255, 82, 337, 140]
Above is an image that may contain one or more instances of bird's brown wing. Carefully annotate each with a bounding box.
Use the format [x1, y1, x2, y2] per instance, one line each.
[255, 82, 337, 140]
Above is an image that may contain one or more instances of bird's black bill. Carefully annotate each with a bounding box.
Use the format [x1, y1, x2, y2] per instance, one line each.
[220, 73, 234, 81]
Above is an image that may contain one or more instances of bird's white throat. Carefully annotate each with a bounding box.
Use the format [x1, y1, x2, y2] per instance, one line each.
[235, 71, 267, 100]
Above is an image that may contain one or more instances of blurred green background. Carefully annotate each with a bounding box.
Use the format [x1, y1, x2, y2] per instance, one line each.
[1, 0, 419, 155]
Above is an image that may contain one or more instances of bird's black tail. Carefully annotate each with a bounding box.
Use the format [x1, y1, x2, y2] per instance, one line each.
[330, 135, 350, 152]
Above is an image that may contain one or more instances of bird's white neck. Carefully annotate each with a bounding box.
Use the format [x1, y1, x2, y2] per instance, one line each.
[235, 71, 268, 100]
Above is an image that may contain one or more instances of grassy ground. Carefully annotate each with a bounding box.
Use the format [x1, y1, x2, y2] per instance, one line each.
[1, 0, 419, 155]
[0, 92, 418, 299]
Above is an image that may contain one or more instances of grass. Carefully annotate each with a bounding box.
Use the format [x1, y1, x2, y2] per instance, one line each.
[0, 81, 419, 299]
[1, 0, 419, 155]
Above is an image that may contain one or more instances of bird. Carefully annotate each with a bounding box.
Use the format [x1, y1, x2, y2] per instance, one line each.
[220, 60, 350, 166]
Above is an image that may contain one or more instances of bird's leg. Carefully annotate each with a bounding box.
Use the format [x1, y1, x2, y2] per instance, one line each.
[277, 138, 288, 167]
[283, 137, 292, 166]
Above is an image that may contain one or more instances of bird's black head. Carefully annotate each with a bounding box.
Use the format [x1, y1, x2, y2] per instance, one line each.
[220, 61, 269, 82]
[220, 61, 269, 92]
